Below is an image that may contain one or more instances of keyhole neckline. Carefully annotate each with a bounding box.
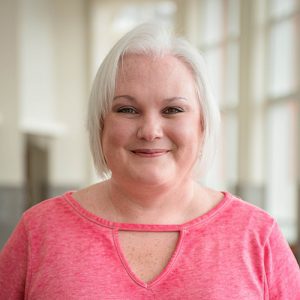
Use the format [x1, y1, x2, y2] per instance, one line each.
[113, 228, 185, 288]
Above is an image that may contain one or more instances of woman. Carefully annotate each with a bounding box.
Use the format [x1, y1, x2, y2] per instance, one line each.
[0, 24, 299, 299]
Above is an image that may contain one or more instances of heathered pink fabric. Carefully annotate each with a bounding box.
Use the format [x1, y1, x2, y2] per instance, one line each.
[0, 192, 299, 299]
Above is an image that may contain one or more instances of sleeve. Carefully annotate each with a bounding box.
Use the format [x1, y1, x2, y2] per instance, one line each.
[0, 217, 29, 300]
[264, 220, 300, 299]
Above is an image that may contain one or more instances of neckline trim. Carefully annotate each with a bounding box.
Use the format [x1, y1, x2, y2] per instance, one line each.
[63, 191, 232, 231]
[113, 228, 186, 288]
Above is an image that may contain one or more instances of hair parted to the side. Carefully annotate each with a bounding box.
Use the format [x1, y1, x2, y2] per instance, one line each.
[87, 23, 220, 179]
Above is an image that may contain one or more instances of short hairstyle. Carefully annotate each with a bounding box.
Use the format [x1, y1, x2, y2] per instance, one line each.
[87, 23, 220, 179]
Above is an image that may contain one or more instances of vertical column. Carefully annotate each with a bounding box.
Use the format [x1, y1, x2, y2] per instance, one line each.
[296, 0, 300, 262]
[0, 0, 25, 247]
[236, 0, 265, 207]
[48, 0, 90, 194]
[174, 0, 200, 43]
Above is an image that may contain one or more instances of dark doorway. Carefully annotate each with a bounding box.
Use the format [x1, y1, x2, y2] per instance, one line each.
[25, 134, 49, 208]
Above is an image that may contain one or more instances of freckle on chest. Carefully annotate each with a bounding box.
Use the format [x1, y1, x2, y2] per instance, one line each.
[118, 231, 179, 283]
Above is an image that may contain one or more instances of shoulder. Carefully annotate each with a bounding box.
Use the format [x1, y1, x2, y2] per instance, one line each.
[228, 193, 274, 221]
[24, 193, 69, 215]
[203, 186, 275, 227]
[218, 192, 276, 244]
[230, 193, 274, 224]
[21, 192, 75, 230]
[0, 192, 75, 261]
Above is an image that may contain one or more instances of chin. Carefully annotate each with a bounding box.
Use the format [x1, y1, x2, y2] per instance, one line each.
[130, 169, 173, 186]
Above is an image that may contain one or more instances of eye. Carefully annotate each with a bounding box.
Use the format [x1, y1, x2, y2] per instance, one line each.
[116, 106, 138, 114]
[162, 106, 184, 115]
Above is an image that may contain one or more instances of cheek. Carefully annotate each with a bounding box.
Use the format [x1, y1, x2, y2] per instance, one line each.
[102, 118, 135, 152]
[174, 117, 202, 144]
[179, 130, 202, 155]
[170, 120, 203, 164]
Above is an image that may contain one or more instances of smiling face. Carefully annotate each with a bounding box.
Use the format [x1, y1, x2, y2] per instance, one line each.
[102, 54, 203, 186]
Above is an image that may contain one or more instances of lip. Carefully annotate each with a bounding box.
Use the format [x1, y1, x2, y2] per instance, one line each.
[131, 149, 169, 157]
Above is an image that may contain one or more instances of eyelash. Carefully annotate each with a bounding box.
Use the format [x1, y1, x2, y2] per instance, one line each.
[116, 106, 184, 115]
[162, 107, 184, 114]
[116, 106, 138, 114]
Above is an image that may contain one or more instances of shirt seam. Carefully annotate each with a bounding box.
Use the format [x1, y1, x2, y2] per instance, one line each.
[112, 229, 148, 289]
[63, 192, 232, 231]
[147, 229, 186, 288]
[184, 194, 233, 230]
[262, 218, 276, 300]
[112, 228, 186, 289]
[64, 195, 114, 229]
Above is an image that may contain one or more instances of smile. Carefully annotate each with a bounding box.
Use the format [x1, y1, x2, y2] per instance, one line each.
[131, 149, 169, 157]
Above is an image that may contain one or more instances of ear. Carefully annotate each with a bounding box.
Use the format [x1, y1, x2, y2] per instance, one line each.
[198, 109, 206, 135]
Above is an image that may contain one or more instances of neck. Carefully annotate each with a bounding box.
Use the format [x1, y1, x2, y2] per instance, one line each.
[104, 177, 203, 224]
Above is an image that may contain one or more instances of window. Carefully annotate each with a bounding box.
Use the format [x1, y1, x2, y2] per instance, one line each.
[198, 0, 240, 191]
[265, 0, 300, 243]
[197, 0, 300, 245]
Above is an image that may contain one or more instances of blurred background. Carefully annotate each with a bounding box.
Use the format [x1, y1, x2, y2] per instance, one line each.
[0, 0, 299, 261]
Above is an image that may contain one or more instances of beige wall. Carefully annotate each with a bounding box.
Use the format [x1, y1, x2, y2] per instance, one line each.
[0, 0, 91, 189]
[0, 0, 24, 185]
[0, 0, 92, 247]
[49, 0, 90, 187]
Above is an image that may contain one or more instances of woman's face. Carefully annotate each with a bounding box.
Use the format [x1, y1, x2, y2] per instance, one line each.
[102, 54, 203, 186]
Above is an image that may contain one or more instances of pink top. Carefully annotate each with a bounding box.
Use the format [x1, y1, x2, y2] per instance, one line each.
[0, 192, 299, 299]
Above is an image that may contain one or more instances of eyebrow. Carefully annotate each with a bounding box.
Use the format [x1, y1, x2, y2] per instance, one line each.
[113, 95, 189, 102]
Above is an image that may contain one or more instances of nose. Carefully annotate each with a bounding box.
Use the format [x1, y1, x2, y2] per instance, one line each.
[136, 114, 163, 141]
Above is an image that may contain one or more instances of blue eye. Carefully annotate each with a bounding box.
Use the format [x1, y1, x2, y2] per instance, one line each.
[163, 107, 184, 114]
[117, 106, 137, 114]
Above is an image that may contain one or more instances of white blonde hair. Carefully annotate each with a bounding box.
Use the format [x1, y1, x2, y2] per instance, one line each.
[87, 23, 220, 179]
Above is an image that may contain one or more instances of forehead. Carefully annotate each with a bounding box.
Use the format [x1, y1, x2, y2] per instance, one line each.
[116, 54, 196, 92]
